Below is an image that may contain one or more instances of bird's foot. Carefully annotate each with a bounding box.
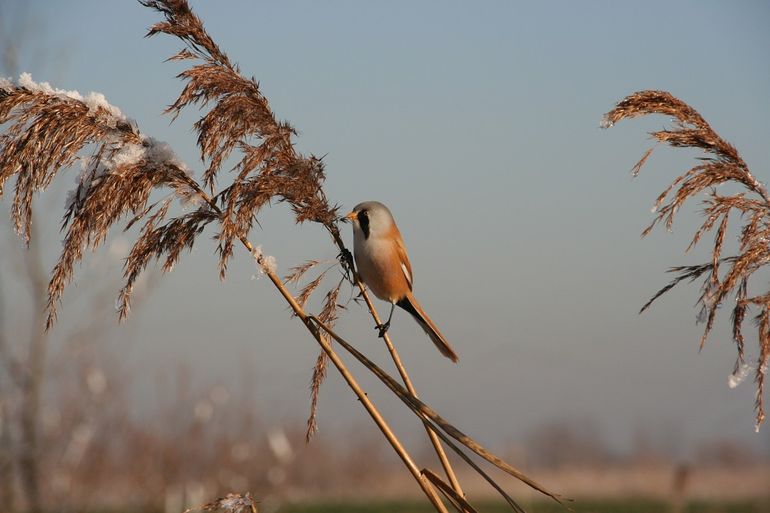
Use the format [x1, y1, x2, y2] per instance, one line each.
[339, 248, 354, 266]
[376, 321, 391, 338]
[338, 248, 355, 279]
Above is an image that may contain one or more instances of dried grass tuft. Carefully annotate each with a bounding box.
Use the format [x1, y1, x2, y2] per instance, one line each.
[184, 492, 258, 513]
[306, 350, 328, 442]
[604, 90, 770, 429]
[0, 76, 204, 328]
[141, 0, 340, 280]
[305, 277, 344, 441]
[284, 260, 321, 286]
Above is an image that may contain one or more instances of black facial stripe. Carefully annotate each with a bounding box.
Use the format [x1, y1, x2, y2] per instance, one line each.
[359, 210, 370, 239]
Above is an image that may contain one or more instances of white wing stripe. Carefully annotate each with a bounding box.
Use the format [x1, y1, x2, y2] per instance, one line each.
[400, 262, 412, 288]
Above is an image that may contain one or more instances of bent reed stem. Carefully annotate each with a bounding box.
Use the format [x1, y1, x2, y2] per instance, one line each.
[326, 229, 466, 500]
[187, 187, 450, 513]
[256, 249, 450, 513]
[358, 273, 466, 497]
[308, 316, 565, 506]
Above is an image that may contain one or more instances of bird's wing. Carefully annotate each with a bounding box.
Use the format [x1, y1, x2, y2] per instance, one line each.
[394, 235, 413, 291]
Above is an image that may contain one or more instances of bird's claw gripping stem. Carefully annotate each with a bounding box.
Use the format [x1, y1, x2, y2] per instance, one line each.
[376, 321, 391, 338]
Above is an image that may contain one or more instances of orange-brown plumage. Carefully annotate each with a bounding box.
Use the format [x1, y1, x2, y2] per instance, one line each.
[346, 201, 458, 362]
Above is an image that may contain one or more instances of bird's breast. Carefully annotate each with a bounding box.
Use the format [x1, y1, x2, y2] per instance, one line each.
[354, 235, 410, 303]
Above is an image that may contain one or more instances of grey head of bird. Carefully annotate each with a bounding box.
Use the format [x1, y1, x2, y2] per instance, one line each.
[345, 201, 395, 240]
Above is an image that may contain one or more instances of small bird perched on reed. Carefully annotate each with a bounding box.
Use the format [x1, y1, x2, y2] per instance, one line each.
[345, 201, 458, 362]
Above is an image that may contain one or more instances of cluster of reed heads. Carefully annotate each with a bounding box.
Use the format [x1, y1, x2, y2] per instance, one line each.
[603, 92, 769, 430]
[0, 0, 765, 511]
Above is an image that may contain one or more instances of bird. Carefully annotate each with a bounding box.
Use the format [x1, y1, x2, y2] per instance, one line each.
[344, 201, 458, 362]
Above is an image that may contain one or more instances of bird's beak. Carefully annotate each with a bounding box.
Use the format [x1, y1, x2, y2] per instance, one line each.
[343, 210, 357, 223]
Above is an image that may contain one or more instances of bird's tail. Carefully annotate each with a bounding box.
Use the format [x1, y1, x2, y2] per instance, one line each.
[397, 292, 459, 363]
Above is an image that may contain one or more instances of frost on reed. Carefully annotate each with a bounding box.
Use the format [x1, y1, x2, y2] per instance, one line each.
[604, 90, 770, 430]
[0, 73, 203, 328]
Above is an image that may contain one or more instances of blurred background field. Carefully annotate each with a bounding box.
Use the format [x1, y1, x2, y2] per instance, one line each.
[278, 499, 770, 513]
[2, 365, 766, 512]
[1, 2, 769, 513]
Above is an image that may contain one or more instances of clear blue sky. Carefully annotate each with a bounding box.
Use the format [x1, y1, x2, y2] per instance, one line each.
[3, 1, 770, 456]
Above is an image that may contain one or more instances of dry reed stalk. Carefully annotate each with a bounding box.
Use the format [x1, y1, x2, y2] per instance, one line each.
[255, 262, 451, 513]
[603, 90, 769, 430]
[348, 271, 467, 499]
[309, 316, 565, 508]
[422, 469, 478, 513]
[290, 252, 468, 503]
[238, 255, 556, 512]
[292, 231, 468, 502]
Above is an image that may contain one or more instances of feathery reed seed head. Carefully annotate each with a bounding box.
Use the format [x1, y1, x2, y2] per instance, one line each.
[605, 90, 770, 429]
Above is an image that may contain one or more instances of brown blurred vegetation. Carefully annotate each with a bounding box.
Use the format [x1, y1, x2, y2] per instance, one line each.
[1, 339, 768, 513]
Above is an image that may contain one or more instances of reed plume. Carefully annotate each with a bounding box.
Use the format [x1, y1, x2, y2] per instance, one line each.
[604, 90, 769, 430]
